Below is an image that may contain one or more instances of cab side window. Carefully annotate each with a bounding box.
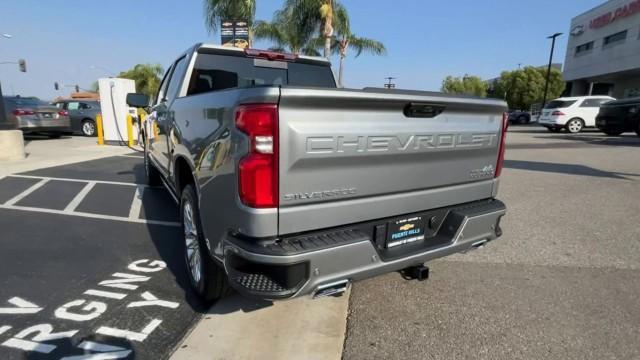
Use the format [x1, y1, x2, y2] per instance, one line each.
[164, 56, 188, 102]
[580, 98, 610, 107]
[155, 65, 173, 105]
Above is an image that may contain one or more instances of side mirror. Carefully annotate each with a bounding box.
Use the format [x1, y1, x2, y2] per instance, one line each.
[126, 93, 150, 108]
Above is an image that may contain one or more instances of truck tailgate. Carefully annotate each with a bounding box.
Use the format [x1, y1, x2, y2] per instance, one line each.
[277, 87, 507, 235]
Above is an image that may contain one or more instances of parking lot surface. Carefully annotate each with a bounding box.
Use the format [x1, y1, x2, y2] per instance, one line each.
[343, 127, 640, 360]
[0, 153, 203, 360]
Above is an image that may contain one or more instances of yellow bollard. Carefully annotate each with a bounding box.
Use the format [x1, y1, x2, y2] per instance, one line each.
[96, 114, 104, 145]
[126, 115, 134, 148]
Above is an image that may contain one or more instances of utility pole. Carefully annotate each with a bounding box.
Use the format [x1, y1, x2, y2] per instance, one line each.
[541, 32, 562, 110]
[384, 77, 396, 89]
[0, 33, 13, 127]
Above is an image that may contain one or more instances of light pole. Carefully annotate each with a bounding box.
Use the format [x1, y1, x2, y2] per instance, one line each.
[384, 77, 396, 89]
[0, 33, 12, 127]
[541, 32, 562, 110]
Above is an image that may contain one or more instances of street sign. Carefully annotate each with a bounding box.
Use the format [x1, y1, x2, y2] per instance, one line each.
[221, 20, 249, 49]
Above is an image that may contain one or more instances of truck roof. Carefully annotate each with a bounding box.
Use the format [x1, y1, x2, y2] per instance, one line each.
[195, 43, 331, 65]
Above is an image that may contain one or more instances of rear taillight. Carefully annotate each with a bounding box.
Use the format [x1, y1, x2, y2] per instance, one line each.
[58, 110, 69, 116]
[12, 108, 35, 116]
[495, 112, 508, 178]
[551, 110, 565, 116]
[236, 104, 279, 208]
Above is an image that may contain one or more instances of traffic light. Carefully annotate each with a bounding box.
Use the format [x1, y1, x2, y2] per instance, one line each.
[75, 85, 80, 93]
[18, 59, 26, 72]
[54, 82, 59, 91]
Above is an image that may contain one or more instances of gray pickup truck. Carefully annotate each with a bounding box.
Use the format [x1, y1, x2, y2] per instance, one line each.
[127, 43, 508, 303]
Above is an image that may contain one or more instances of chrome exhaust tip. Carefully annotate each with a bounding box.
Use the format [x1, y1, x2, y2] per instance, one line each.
[461, 239, 489, 254]
[312, 279, 350, 299]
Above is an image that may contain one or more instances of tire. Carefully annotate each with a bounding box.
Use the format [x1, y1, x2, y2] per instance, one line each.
[48, 133, 62, 139]
[565, 118, 584, 133]
[517, 115, 527, 125]
[81, 119, 97, 137]
[143, 137, 162, 186]
[602, 129, 624, 136]
[181, 184, 228, 304]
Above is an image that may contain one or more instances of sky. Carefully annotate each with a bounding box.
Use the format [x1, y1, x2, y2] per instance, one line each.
[0, 0, 605, 100]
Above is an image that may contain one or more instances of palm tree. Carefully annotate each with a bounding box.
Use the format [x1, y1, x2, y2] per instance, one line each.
[203, 0, 256, 43]
[118, 64, 164, 99]
[253, 7, 320, 55]
[282, 0, 335, 58]
[327, 5, 386, 87]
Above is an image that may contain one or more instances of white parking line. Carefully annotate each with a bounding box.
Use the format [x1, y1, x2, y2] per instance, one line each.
[9, 174, 148, 188]
[4, 179, 50, 206]
[117, 154, 144, 159]
[0, 204, 180, 227]
[64, 181, 96, 212]
[129, 186, 144, 220]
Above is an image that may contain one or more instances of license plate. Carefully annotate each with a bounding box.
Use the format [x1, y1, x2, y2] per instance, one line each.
[386, 216, 425, 248]
[42, 113, 52, 118]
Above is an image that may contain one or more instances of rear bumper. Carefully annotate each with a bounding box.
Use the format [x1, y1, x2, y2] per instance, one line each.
[539, 118, 564, 127]
[223, 198, 506, 300]
[18, 117, 70, 132]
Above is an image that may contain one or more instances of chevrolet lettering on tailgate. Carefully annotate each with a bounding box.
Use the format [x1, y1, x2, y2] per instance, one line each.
[305, 133, 498, 154]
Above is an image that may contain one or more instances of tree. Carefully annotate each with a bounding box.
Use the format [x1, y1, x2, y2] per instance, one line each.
[282, 0, 337, 58]
[253, 6, 320, 55]
[492, 66, 564, 110]
[118, 64, 164, 99]
[203, 0, 256, 43]
[327, 4, 386, 87]
[441, 75, 487, 97]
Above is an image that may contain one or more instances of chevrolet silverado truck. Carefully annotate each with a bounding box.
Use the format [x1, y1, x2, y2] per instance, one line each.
[126, 43, 508, 303]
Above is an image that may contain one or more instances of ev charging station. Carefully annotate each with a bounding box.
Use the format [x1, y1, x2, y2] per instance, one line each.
[98, 78, 138, 145]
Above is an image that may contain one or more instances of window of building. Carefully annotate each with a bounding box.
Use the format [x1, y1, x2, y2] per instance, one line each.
[575, 41, 594, 55]
[603, 30, 627, 47]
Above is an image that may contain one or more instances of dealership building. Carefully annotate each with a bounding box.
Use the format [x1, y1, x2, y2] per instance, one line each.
[564, 0, 640, 98]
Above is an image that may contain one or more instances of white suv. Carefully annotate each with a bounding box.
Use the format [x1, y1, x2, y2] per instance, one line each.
[539, 96, 615, 133]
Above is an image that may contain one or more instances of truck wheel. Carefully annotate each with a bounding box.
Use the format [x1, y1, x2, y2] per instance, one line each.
[517, 115, 527, 124]
[566, 118, 584, 133]
[143, 139, 161, 186]
[181, 184, 228, 304]
[602, 129, 624, 136]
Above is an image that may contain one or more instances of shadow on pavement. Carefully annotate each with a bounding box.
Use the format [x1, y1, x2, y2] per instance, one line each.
[504, 159, 640, 180]
[141, 178, 273, 315]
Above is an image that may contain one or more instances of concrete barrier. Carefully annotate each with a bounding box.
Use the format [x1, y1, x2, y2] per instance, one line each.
[0, 130, 26, 161]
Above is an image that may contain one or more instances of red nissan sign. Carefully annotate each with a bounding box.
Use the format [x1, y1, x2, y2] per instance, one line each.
[590, 0, 640, 29]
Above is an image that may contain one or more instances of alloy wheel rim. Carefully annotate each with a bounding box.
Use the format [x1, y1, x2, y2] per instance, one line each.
[183, 201, 202, 284]
[83, 122, 95, 135]
[569, 120, 582, 132]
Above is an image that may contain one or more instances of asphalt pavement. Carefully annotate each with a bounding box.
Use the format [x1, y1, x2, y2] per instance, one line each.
[0, 152, 204, 360]
[343, 127, 640, 360]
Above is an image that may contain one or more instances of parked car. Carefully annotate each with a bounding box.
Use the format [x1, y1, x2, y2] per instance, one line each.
[596, 97, 640, 137]
[538, 96, 615, 133]
[508, 110, 531, 124]
[3, 96, 70, 138]
[126, 44, 508, 303]
[53, 99, 101, 136]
